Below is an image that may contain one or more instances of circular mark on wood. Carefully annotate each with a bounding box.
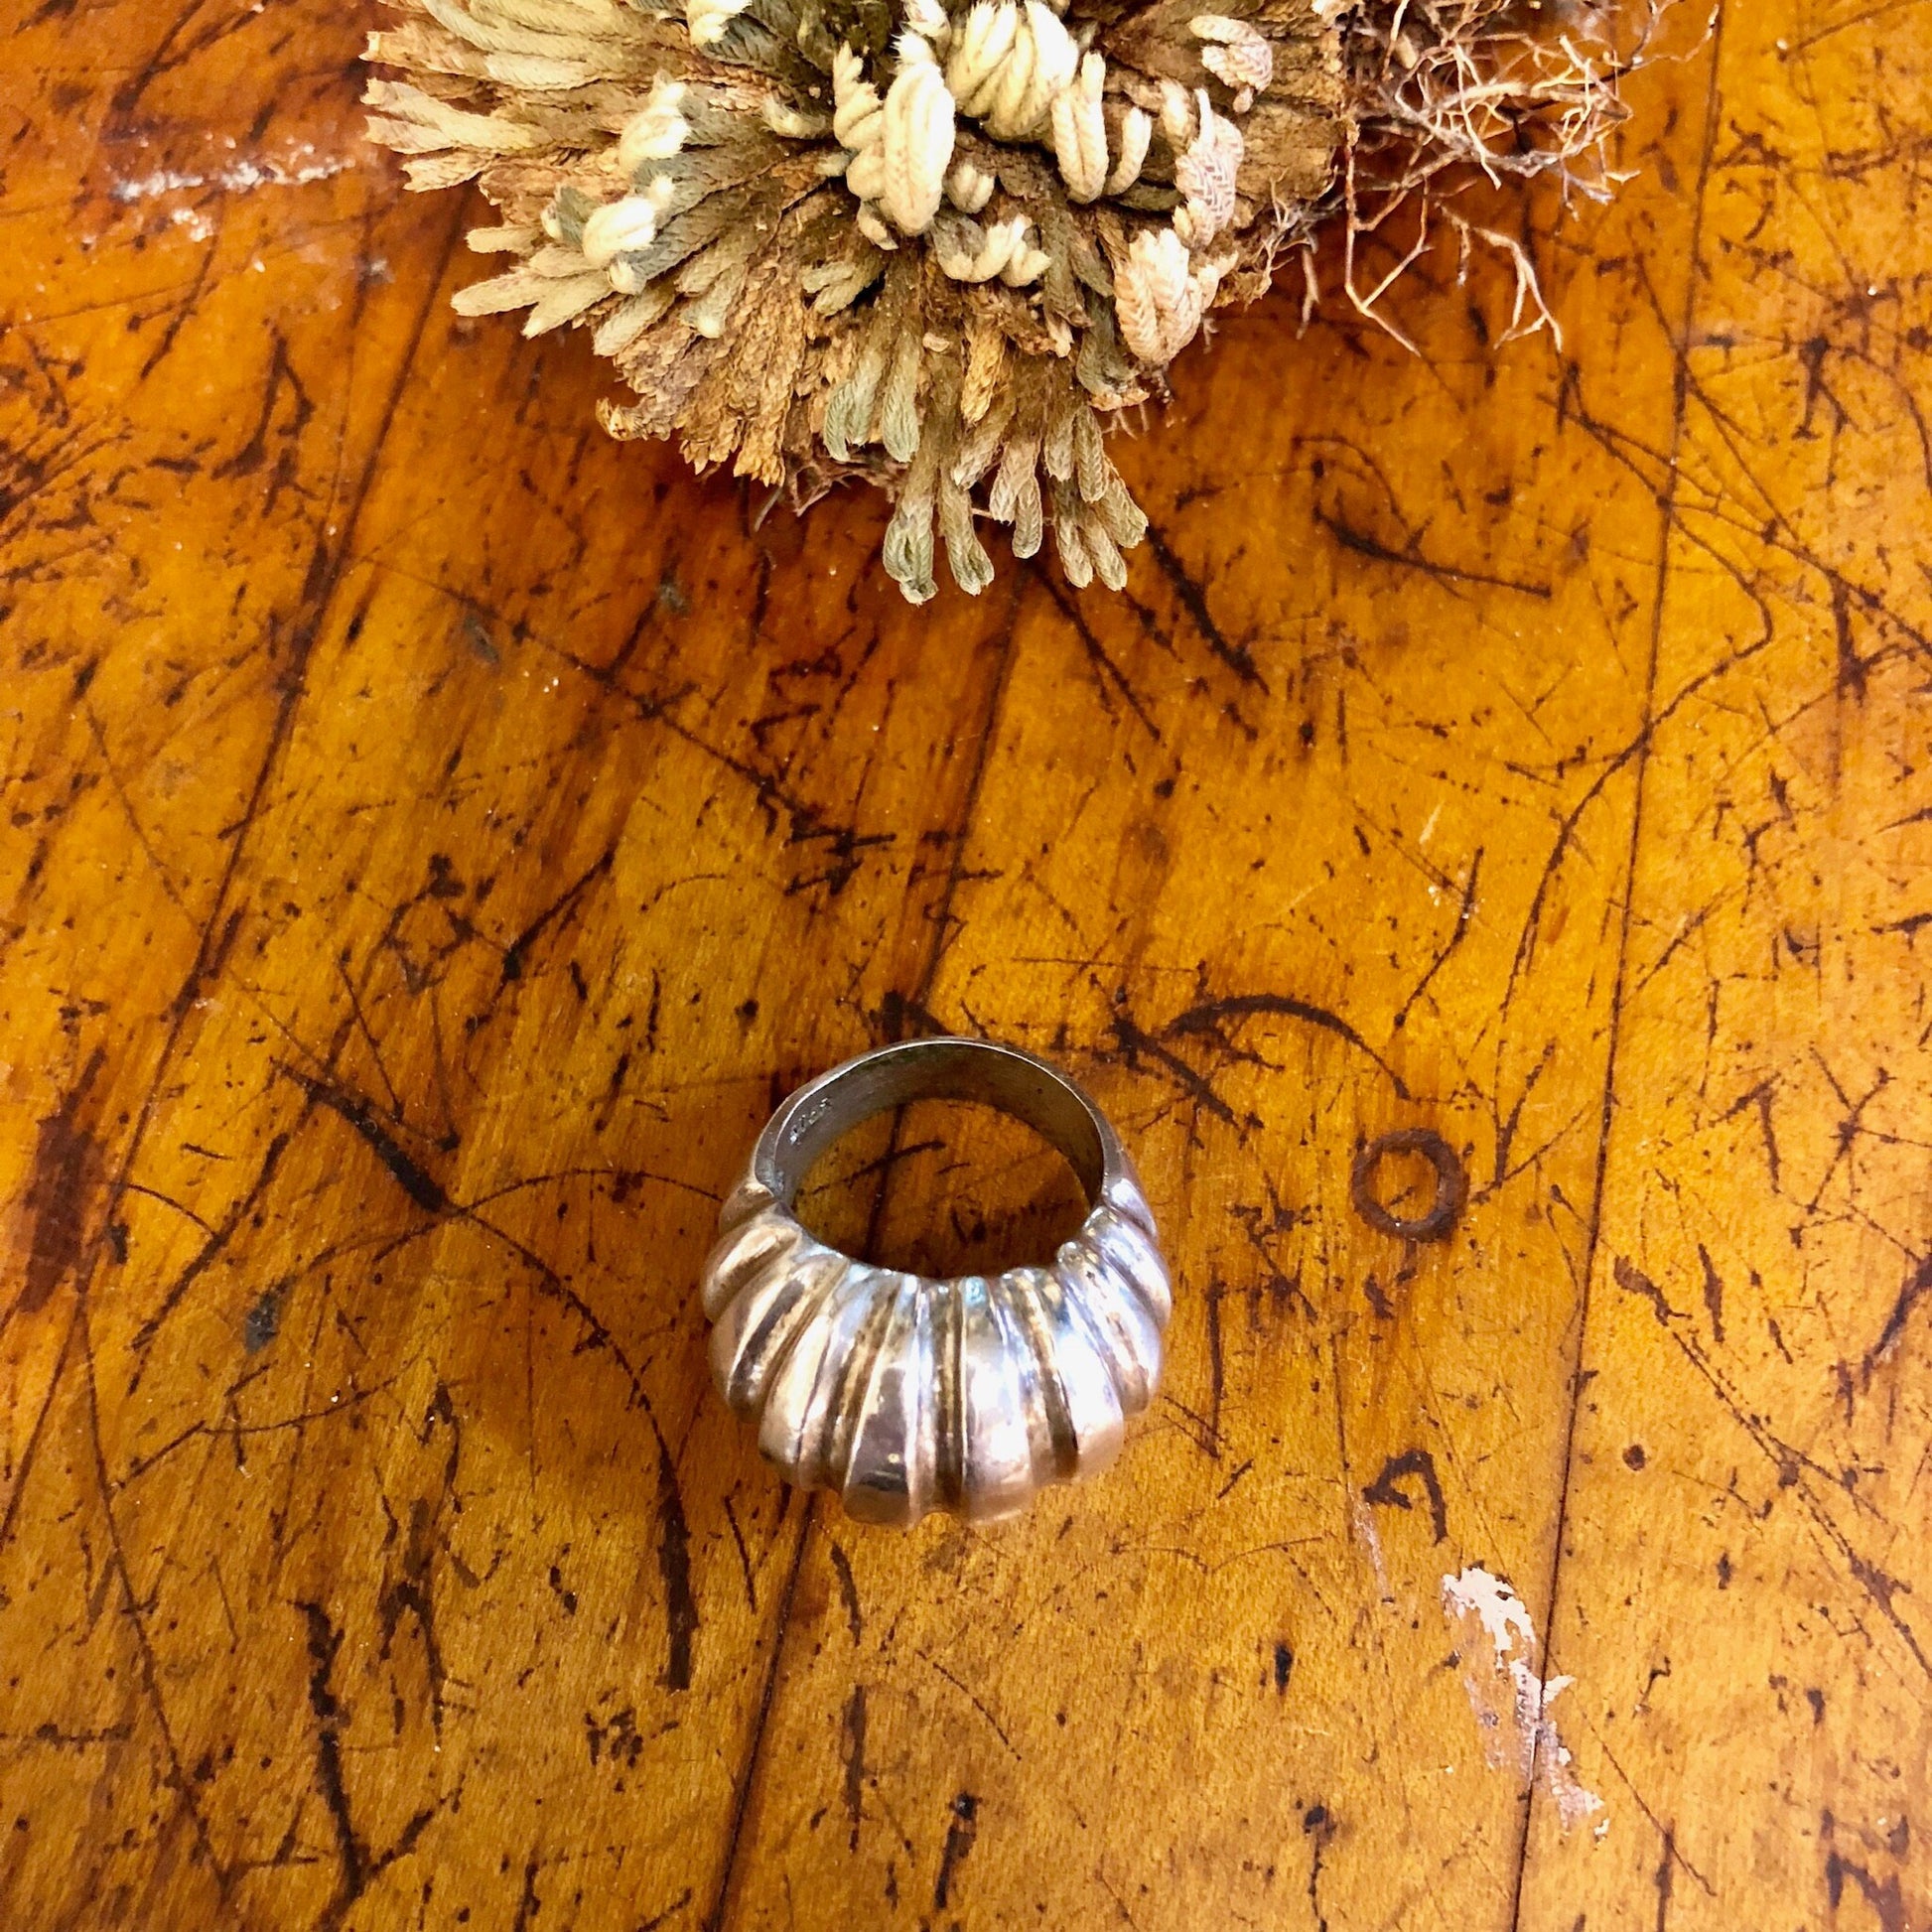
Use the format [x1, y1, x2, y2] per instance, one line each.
[1350, 1129, 1467, 1244]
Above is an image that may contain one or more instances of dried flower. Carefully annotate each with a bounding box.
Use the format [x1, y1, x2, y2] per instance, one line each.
[364, 0, 1654, 601]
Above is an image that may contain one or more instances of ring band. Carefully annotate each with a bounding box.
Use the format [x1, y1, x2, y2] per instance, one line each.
[700, 1036, 1171, 1527]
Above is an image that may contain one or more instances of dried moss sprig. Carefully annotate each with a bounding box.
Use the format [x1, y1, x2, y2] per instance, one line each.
[364, 0, 1653, 600]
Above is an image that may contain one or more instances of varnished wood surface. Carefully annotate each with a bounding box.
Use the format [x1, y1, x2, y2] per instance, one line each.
[4, 3, 1929, 1927]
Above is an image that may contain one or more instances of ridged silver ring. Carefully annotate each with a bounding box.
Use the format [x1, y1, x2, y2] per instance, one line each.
[701, 1036, 1171, 1527]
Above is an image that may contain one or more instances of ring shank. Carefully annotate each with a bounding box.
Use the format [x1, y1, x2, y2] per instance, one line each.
[754, 1036, 1116, 1205]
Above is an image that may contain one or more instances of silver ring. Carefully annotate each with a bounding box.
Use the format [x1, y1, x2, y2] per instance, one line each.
[700, 1036, 1171, 1527]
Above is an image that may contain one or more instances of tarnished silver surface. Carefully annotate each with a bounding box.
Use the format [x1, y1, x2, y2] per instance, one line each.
[700, 1036, 1170, 1528]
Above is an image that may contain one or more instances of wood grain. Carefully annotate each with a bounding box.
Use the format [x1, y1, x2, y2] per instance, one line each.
[2, 2, 1926, 1928]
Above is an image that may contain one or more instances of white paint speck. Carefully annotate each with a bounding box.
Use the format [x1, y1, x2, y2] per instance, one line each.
[1444, 1564, 1536, 1656]
[110, 146, 349, 207]
[113, 168, 207, 201]
[1442, 1567, 1604, 1834]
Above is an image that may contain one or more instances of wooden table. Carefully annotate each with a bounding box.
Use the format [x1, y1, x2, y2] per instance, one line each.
[4, 3, 1927, 1926]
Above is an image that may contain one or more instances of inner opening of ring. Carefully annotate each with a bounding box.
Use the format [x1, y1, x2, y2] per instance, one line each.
[761, 1038, 1109, 1201]
[791, 1097, 1093, 1279]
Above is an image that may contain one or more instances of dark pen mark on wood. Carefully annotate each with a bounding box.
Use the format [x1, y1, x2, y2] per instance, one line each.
[298, 1598, 366, 1910]
[923, 1652, 1021, 1760]
[875, 988, 950, 1045]
[1303, 1802, 1335, 1932]
[656, 1439, 697, 1691]
[721, 1494, 758, 1611]
[1316, 506, 1555, 600]
[637, 1887, 694, 1931]
[1141, 520, 1267, 690]
[368, 1389, 465, 1749]
[500, 843, 616, 983]
[378, 1495, 451, 1735]
[1872, 909, 1932, 939]
[1038, 572, 1163, 740]
[1361, 1448, 1449, 1544]
[1204, 1280, 1225, 1450]
[16, 1045, 107, 1319]
[932, 1792, 980, 1911]
[1859, 1252, 1932, 1391]
[1825, 1851, 1905, 1932]
[511, 1856, 543, 1932]
[585, 1706, 644, 1769]
[827, 1538, 864, 1643]
[1169, 990, 1412, 1101]
[284, 1067, 447, 1212]
[1720, 1078, 1782, 1192]
[1613, 1256, 1676, 1328]
[1393, 848, 1483, 1033]
[1109, 1008, 1241, 1130]
[1697, 1242, 1725, 1346]
[295, 1598, 436, 1929]
[841, 1684, 867, 1851]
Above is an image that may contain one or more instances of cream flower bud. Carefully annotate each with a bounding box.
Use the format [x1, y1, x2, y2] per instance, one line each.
[1104, 105, 1152, 197]
[946, 159, 997, 213]
[1050, 51, 1108, 203]
[580, 192, 663, 267]
[1116, 225, 1205, 365]
[618, 78, 688, 171]
[880, 60, 956, 234]
[684, 0, 750, 49]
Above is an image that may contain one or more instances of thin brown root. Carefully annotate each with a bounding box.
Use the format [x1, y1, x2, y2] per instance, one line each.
[1446, 211, 1563, 347]
[1315, 0, 1697, 346]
